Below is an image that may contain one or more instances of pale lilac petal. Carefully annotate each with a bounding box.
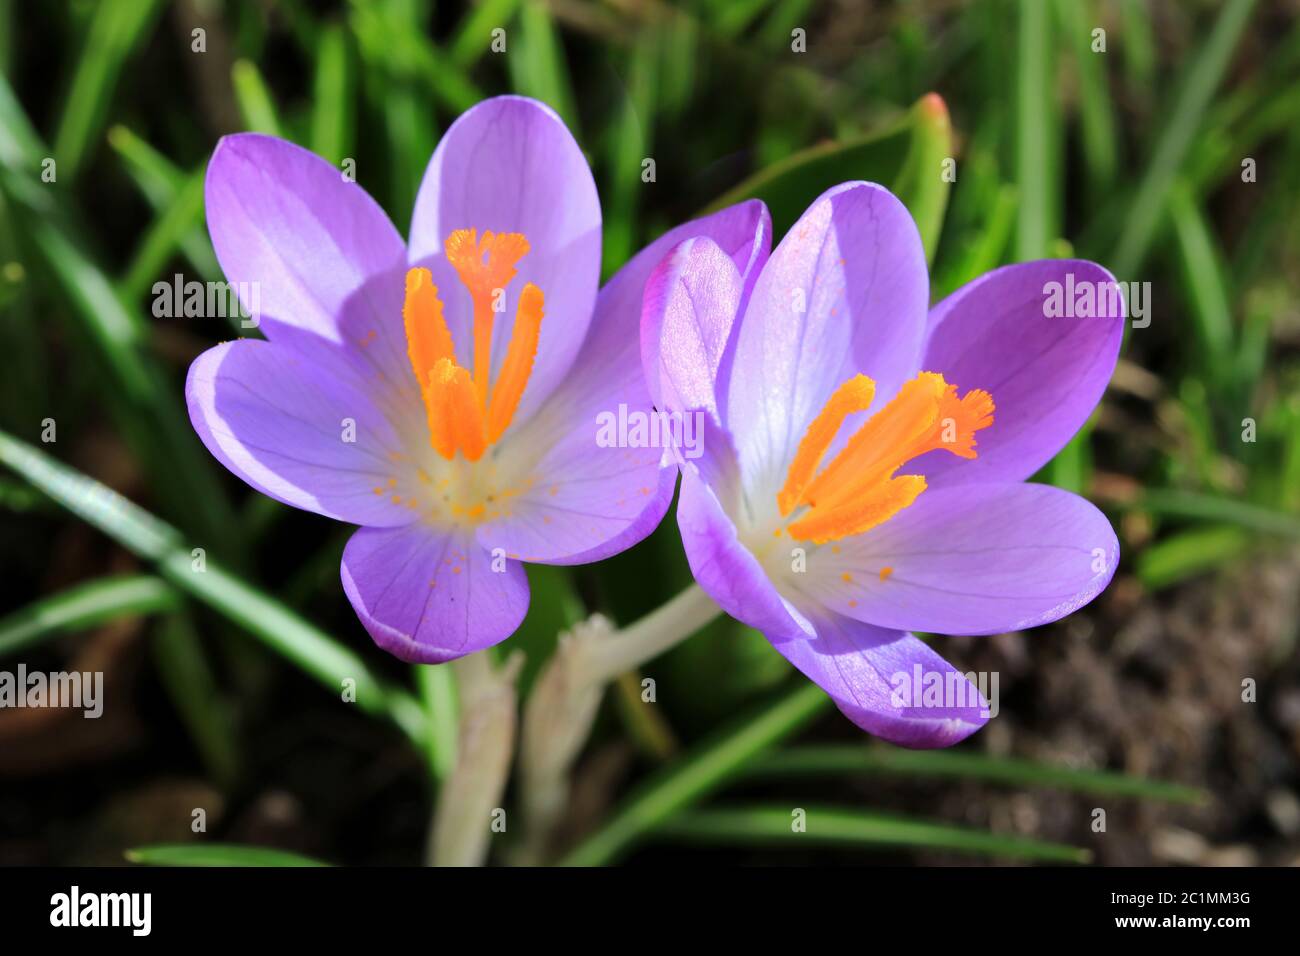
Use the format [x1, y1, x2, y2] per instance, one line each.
[677, 467, 813, 643]
[774, 613, 988, 748]
[910, 260, 1124, 487]
[800, 483, 1119, 635]
[186, 339, 415, 526]
[205, 133, 411, 387]
[341, 523, 529, 663]
[640, 236, 745, 419]
[726, 183, 929, 499]
[475, 202, 771, 564]
[408, 96, 601, 425]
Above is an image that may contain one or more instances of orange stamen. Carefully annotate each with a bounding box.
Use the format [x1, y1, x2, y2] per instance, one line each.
[401, 230, 544, 460]
[426, 358, 488, 462]
[487, 283, 544, 443]
[403, 267, 456, 390]
[777, 374, 874, 516]
[780, 371, 994, 542]
[444, 228, 531, 405]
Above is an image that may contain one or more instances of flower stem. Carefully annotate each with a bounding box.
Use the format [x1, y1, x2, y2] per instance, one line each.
[516, 584, 721, 864]
[426, 651, 521, 866]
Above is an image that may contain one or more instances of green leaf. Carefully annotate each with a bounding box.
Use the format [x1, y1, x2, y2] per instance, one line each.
[559, 683, 829, 866]
[507, 0, 580, 134]
[310, 24, 354, 163]
[449, 0, 521, 69]
[1137, 526, 1252, 590]
[120, 167, 209, 306]
[53, 0, 166, 181]
[153, 613, 240, 786]
[416, 663, 458, 783]
[1055, 0, 1119, 192]
[1014, 0, 1058, 260]
[0, 430, 426, 749]
[1168, 180, 1234, 388]
[108, 126, 222, 284]
[1111, 0, 1257, 278]
[126, 844, 330, 867]
[705, 94, 953, 259]
[657, 806, 1090, 863]
[0, 575, 177, 657]
[745, 745, 1207, 804]
[1125, 488, 1300, 539]
[231, 59, 285, 137]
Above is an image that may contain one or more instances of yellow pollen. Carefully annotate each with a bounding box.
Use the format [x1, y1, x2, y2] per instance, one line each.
[780, 371, 994, 544]
[402, 229, 544, 460]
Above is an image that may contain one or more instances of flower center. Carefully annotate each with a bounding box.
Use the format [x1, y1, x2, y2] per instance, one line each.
[775, 371, 994, 543]
[403, 228, 544, 461]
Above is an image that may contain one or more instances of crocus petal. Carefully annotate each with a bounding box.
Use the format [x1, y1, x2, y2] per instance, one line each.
[205, 133, 411, 389]
[187, 339, 415, 527]
[408, 96, 601, 427]
[726, 182, 929, 499]
[773, 613, 988, 748]
[341, 523, 529, 663]
[677, 467, 813, 643]
[910, 260, 1124, 487]
[800, 483, 1119, 635]
[476, 202, 771, 565]
[641, 235, 745, 420]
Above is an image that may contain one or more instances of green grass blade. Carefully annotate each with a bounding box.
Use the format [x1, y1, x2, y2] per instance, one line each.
[416, 663, 458, 783]
[0, 575, 177, 657]
[231, 59, 285, 137]
[310, 24, 354, 163]
[706, 94, 951, 252]
[108, 127, 221, 283]
[745, 745, 1207, 804]
[1168, 180, 1234, 386]
[1055, 0, 1119, 192]
[120, 167, 208, 305]
[126, 844, 329, 867]
[53, 0, 165, 180]
[1014, 0, 1057, 260]
[1126, 488, 1300, 539]
[449, 0, 521, 69]
[657, 805, 1090, 863]
[1111, 0, 1257, 278]
[1137, 525, 1252, 590]
[153, 613, 240, 786]
[0, 430, 426, 748]
[558, 683, 829, 866]
[508, 0, 580, 133]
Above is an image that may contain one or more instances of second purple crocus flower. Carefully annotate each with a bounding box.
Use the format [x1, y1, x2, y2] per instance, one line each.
[642, 182, 1124, 747]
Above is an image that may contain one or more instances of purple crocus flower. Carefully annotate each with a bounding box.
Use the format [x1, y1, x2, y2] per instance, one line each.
[642, 182, 1123, 747]
[186, 95, 767, 663]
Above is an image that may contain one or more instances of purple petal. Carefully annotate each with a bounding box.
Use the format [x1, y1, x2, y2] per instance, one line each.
[341, 523, 529, 663]
[725, 182, 929, 499]
[474, 201, 771, 565]
[910, 260, 1124, 487]
[677, 467, 813, 643]
[205, 134, 408, 366]
[801, 483, 1119, 635]
[641, 236, 744, 420]
[408, 96, 601, 426]
[187, 339, 415, 526]
[774, 613, 988, 748]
